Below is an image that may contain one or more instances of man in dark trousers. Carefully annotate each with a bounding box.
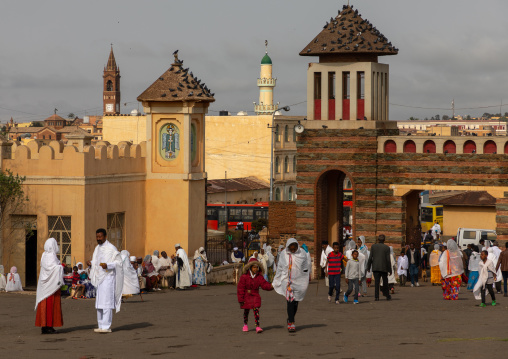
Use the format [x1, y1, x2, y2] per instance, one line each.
[366, 234, 392, 301]
[406, 243, 421, 287]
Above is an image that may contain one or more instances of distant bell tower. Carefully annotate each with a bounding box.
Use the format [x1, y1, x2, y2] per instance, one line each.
[254, 40, 278, 115]
[103, 45, 121, 115]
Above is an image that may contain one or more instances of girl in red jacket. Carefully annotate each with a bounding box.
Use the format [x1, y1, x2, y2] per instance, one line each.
[237, 257, 273, 333]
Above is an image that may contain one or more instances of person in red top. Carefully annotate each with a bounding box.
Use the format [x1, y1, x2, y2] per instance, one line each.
[71, 266, 85, 299]
[237, 258, 273, 333]
[325, 242, 344, 304]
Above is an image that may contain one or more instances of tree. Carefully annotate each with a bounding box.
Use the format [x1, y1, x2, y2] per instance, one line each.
[29, 122, 43, 127]
[251, 218, 268, 233]
[67, 113, 75, 119]
[442, 115, 449, 121]
[0, 169, 29, 265]
[435, 115, 440, 121]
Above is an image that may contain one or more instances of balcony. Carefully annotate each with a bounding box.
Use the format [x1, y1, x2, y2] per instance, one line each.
[254, 104, 279, 114]
[257, 78, 277, 87]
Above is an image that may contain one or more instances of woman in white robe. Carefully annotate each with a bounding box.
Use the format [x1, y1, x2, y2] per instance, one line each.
[5, 266, 23, 292]
[487, 248, 502, 293]
[357, 236, 369, 295]
[0, 265, 6, 291]
[192, 247, 208, 286]
[438, 239, 464, 300]
[272, 238, 309, 333]
[120, 250, 140, 296]
[174, 244, 192, 289]
[397, 249, 409, 286]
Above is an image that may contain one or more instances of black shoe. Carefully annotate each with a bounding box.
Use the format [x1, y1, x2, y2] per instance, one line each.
[386, 295, 392, 301]
[41, 327, 51, 335]
[48, 327, 57, 334]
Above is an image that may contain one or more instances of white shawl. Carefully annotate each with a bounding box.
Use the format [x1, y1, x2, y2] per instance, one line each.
[487, 248, 502, 282]
[439, 240, 464, 279]
[120, 250, 140, 295]
[90, 240, 124, 313]
[397, 255, 409, 276]
[176, 248, 192, 283]
[473, 259, 496, 300]
[320, 245, 333, 268]
[35, 238, 63, 310]
[273, 238, 310, 302]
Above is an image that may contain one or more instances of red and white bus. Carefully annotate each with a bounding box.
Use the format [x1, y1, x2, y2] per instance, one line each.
[207, 202, 269, 231]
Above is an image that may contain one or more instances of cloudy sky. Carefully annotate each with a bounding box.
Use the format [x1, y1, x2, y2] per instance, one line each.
[1, 0, 507, 124]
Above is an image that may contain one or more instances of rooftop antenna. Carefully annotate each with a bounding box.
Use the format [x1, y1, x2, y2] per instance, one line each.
[265, 40, 268, 54]
[451, 99, 455, 119]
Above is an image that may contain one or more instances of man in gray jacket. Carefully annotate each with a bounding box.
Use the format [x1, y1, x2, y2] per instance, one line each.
[366, 234, 392, 301]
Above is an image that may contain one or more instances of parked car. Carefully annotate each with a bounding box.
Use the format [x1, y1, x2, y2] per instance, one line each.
[456, 228, 496, 250]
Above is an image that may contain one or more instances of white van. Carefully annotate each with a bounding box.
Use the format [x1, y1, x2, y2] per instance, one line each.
[456, 228, 497, 250]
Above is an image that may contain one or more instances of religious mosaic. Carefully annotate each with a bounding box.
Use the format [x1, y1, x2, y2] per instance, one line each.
[159, 123, 180, 160]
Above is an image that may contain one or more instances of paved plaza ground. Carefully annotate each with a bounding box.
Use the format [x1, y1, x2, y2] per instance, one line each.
[0, 280, 507, 359]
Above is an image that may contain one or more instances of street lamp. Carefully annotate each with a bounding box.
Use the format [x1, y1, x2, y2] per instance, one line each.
[268, 105, 290, 201]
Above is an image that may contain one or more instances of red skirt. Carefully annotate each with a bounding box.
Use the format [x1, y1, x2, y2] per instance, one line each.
[35, 290, 63, 328]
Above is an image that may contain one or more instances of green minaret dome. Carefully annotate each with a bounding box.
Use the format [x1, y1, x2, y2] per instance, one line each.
[261, 53, 272, 65]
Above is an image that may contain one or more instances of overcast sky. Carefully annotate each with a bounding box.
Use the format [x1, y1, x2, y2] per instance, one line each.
[1, 0, 507, 124]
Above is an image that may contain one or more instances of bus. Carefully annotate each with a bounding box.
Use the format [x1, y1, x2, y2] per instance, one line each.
[420, 204, 443, 233]
[343, 186, 353, 232]
[207, 202, 269, 231]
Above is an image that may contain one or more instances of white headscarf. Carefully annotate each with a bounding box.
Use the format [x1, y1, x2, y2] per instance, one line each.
[76, 262, 85, 274]
[439, 239, 464, 279]
[35, 238, 63, 310]
[194, 247, 207, 261]
[272, 238, 310, 302]
[120, 250, 140, 295]
[487, 247, 502, 282]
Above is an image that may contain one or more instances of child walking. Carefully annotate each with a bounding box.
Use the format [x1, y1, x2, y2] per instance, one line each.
[344, 250, 363, 304]
[237, 258, 273, 333]
[473, 250, 497, 307]
[397, 249, 409, 287]
[324, 242, 344, 304]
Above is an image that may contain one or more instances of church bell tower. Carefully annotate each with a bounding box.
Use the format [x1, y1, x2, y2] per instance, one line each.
[103, 45, 121, 115]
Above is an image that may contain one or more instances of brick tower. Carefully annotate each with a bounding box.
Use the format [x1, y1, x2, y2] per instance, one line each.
[103, 45, 121, 115]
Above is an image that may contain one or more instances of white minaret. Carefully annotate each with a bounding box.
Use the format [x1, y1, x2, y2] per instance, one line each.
[254, 40, 278, 115]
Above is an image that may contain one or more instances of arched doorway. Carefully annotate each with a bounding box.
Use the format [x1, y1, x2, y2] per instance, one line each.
[463, 140, 476, 153]
[483, 140, 497, 154]
[384, 140, 396, 153]
[423, 140, 436, 153]
[315, 170, 353, 261]
[443, 140, 456, 154]
[403, 140, 416, 153]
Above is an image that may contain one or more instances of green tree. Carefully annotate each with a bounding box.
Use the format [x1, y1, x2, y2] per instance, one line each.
[442, 115, 449, 121]
[67, 113, 75, 119]
[29, 122, 43, 127]
[251, 218, 268, 233]
[0, 170, 29, 264]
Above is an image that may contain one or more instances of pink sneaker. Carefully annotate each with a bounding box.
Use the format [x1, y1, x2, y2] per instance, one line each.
[242, 325, 248, 332]
[256, 326, 263, 333]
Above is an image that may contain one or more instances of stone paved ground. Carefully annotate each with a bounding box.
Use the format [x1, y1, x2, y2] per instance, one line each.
[0, 280, 507, 359]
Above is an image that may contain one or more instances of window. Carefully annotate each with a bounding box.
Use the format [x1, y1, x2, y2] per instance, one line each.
[275, 125, 280, 142]
[314, 72, 321, 100]
[48, 216, 72, 265]
[106, 80, 113, 91]
[107, 213, 125, 250]
[275, 156, 280, 173]
[342, 72, 350, 100]
[285, 125, 289, 142]
[384, 140, 397, 153]
[420, 208, 433, 223]
[275, 188, 281, 201]
[436, 207, 443, 216]
[288, 187, 293, 201]
[357, 71, 365, 100]
[463, 231, 476, 240]
[284, 156, 289, 173]
[293, 126, 296, 142]
[293, 156, 296, 173]
[328, 72, 335, 99]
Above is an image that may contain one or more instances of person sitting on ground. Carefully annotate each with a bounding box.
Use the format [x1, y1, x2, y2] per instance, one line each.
[0, 265, 6, 291]
[120, 250, 140, 298]
[71, 266, 86, 299]
[158, 251, 175, 289]
[237, 258, 273, 333]
[231, 247, 245, 263]
[5, 266, 23, 292]
[344, 250, 363, 304]
[397, 248, 409, 287]
[142, 255, 160, 291]
[473, 250, 497, 307]
[131, 257, 146, 293]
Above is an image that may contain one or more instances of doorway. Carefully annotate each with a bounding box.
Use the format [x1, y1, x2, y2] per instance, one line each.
[25, 230, 37, 287]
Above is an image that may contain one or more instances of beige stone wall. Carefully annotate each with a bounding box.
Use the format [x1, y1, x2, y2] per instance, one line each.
[205, 115, 272, 181]
[102, 115, 147, 144]
[443, 206, 497, 237]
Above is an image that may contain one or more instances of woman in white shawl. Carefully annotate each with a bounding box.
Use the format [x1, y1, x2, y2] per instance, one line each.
[5, 266, 23, 292]
[0, 265, 6, 291]
[262, 244, 275, 282]
[438, 239, 464, 300]
[35, 238, 64, 334]
[193, 247, 208, 286]
[473, 250, 497, 306]
[272, 238, 309, 333]
[356, 236, 369, 295]
[467, 246, 481, 291]
[120, 250, 140, 296]
[174, 244, 192, 289]
[397, 248, 409, 287]
[486, 248, 502, 293]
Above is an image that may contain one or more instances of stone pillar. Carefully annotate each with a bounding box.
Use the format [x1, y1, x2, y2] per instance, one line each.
[350, 71, 358, 121]
[496, 194, 508, 242]
[321, 72, 329, 121]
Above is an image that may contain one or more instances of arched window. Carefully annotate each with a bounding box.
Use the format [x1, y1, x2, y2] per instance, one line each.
[293, 156, 296, 173]
[284, 156, 289, 173]
[275, 188, 281, 201]
[403, 140, 416, 153]
[483, 140, 497, 154]
[293, 126, 297, 141]
[275, 125, 280, 142]
[288, 187, 293, 201]
[106, 80, 113, 91]
[285, 125, 289, 142]
[443, 140, 456, 154]
[275, 156, 280, 173]
[505, 141, 508, 154]
[384, 140, 396, 153]
[423, 140, 436, 153]
[463, 140, 476, 154]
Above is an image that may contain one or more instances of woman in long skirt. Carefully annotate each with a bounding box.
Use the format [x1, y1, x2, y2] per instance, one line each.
[439, 239, 464, 300]
[193, 247, 208, 286]
[429, 244, 442, 286]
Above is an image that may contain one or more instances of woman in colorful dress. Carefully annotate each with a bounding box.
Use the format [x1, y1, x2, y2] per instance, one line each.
[429, 244, 442, 286]
[193, 247, 208, 286]
[439, 239, 464, 300]
[467, 245, 481, 291]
